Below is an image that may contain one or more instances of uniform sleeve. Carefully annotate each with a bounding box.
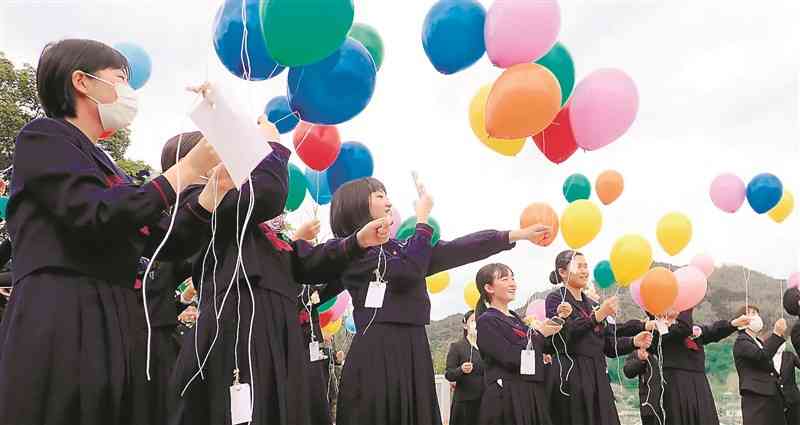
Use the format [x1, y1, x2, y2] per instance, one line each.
[427, 231, 515, 275]
[444, 343, 464, 382]
[698, 319, 737, 345]
[143, 185, 213, 260]
[604, 334, 636, 358]
[291, 236, 365, 285]
[733, 334, 786, 371]
[615, 319, 645, 337]
[477, 316, 522, 372]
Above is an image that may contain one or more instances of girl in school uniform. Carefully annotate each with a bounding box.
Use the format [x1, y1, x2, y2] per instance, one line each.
[474, 263, 562, 425]
[623, 348, 664, 425]
[0, 39, 224, 425]
[732, 304, 788, 425]
[782, 287, 800, 353]
[544, 250, 653, 425]
[445, 310, 484, 425]
[772, 341, 800, 424]
[330, 177, 551, 425]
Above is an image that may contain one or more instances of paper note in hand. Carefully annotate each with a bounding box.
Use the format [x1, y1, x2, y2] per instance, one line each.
[190, 82, 273, 187]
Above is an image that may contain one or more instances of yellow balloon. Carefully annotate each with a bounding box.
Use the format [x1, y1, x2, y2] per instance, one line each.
[464, 281, 480, 308]
[560, 200, 602, 249]
[656, 212, 692, 256]
[322, 317, 342, 338]
[610, 234, 653, 287]
[469, 84, 526, 156]
[426, 271, 451, 294]
[768, 190, 794, 223]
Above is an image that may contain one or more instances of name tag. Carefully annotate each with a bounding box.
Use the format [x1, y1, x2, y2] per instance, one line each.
[520, 349, 536, 375]
[309, 341, 324, 362]
[365, 280, 386, 308]
[230, 383, 252, 424]
[656, 320, 669, 335]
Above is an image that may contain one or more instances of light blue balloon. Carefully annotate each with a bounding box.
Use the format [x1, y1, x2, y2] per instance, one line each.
[114, 42, 152, 90]
[344, 315, 356, 333]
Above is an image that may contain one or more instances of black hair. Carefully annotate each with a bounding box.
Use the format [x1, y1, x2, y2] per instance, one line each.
[36, 39, 130, 118]
[474, 263, 513, 318]
[161, 131, 204, 171]
[735, 304, 759, 317]
[548, 250, 584, 285]
[462, 309, 475, 338]
[330, 177, 387, 237]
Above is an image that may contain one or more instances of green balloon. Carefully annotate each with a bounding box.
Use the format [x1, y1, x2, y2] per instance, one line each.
[396, 216, 440, 246]
[286, 163, 308, 212]
[260, 0, 354, 67]
[593, 260, 616, 289]
[563, 174, 591, 203]
[348, 23, 384, 70]
[536, 42, 575, 106]
[318, 296, 337, 313]
[0, 197, 8, 220]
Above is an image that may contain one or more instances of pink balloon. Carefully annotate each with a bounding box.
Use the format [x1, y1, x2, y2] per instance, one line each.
[789, 272, 800, 289]
[484, 0, 561, 68]
[672, 266, 708, 312]
[329, 291, 351, 320]
[629, 278, 644, 308]
[690, 254, 715, 278]
[709, 173, 746, 213]
[526, 299, 546, 321]
[389, 207, 402, 238]
[569, 69, 639, 151]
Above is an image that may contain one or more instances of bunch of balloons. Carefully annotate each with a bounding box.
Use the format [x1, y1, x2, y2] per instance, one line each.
[319, 291, 351, 337]
[628, 253, 713, 316]
[710, 172, 793, 223]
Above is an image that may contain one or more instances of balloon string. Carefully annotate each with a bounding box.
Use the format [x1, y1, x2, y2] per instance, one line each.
[294, 121, 316, 152]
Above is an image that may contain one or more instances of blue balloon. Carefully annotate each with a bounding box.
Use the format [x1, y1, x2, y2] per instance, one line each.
[213, 0, 285, 81]
[422, 0, 486, 75]
[287, 38, 376, 125]
[344, 315, 356, 333]
[746, 173, 783, 214]
[0, 196, 8, 220]
[326, 142, 374, 195]
[265, 96, 299, 134]
[114, 42, 151, 90]
[305, 168, 332, 205]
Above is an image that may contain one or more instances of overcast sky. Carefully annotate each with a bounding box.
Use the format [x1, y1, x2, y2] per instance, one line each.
[2, 0, 798, 319]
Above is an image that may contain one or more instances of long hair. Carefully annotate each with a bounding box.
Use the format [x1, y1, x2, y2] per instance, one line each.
[474, 263, 513, 318]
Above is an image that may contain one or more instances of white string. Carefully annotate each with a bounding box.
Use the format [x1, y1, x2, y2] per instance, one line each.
[641, 354, 665, 425]
[194, 170, 220, 379]
[361, 245, 387, 336]
[744, 267, 751, 308]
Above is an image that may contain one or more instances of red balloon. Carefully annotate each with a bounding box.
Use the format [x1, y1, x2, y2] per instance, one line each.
[293, 121, 341, 171]
[99, 129, 116, 140]
[532, 106, 577, 164]
[319, 309, 334, 328]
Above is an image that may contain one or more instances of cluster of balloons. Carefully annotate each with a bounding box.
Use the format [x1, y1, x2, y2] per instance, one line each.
[710, 173, 793, 223]
[214, 0, 383, 125]
[319, 291, 351, 338]
[628, 254, 713, 316]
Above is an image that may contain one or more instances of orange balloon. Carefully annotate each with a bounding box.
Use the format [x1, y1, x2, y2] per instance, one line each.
[596, 170, 624, 205]
[520, 202, 559, 246]
[640, 267, 678, 316]
[485, 63, 561, 140]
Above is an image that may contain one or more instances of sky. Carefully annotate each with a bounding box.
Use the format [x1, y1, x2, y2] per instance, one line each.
[2, 0, 799, 319]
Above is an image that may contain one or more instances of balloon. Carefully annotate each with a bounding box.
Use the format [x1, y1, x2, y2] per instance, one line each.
[640, 267, 678, 316]
[344, 315, 356, 333]
[768, 189, 794, 223]
[532, 106, 577, 164]
[319, 309, 334, 328]
[709, 173, 746, 213]
[610, 235, 653, 286]
[286, 163, 308, 212]
[99, 129, 116, 140]
[519, 202, 559, 246]
[422, 0, 486, 75]
[789, 272, 800, 290]
[593, 260, 616, 289]
[212, 0, 284, 81]
[329, 291, 351, 320]
[690, 254, 715, 278]
[526, 299, 546, 322]
[265, 96, 299, 134]
[656, 212, 692, 256]
[464, 281, 480, 308]
[629, 278, 644, 307]
[396, 217, 441, 246]
[326, 141, 374, 195]
[260, 0, 354, 67]
[672, 266, 708, 312]
[305, 168, 332, 205]
[293, 121, 341, 171]
[563, 173, 591, 203]
[560, 200, 602, 249]
[535, 42, 574, 106]
[484, 0, 560, 68]
[426, 272, 451, 294]
[0, 197, 8, 220]
[349, 23, 384, 70]
[389, 207, 402, 237]
[469, 84, 525, 156]
[322, 317, 343, 337]
[596, 170, 624, 205]
[287, 38, 376, 125]
[746, 173, 783, 214]
[113, 42, 152, 89]
[485, 63, 561, 139]
[318, 296, 337, 313]
[569, 69, 639, 151]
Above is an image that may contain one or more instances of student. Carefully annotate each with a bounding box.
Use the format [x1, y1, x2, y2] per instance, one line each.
[623, 348, 664, 425]
[331, 177, 551, 425]
[544, 250, 653, 425]
[782, 287, 800, 353]
[773, 341, 800, 424]
[0, 38, 223, 425]
[445, 310, 484, 425]
[169, 136, 391, 425]
[733, 304, 787, 425]
[475, 263, 562, 425]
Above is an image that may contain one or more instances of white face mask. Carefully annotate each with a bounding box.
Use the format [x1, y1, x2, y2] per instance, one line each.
[83, 72, 138, 131]
[748, 315, 764, 333]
